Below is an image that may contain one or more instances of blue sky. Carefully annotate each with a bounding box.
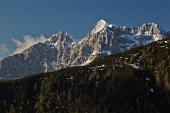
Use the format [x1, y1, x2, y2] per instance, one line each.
[0, 0, 170, 59]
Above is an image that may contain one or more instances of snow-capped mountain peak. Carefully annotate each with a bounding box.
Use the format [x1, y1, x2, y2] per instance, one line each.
[92, 19, 107, 34]
[0, 20, 169, 80]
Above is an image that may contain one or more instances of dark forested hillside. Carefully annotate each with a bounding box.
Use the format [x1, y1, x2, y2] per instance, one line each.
[0, 38, 170, 113]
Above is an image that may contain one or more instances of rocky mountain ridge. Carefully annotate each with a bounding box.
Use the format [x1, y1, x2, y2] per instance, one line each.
[0, 19, 169, 80]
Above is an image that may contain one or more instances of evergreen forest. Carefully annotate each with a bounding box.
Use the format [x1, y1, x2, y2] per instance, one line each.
[0, 38, 170, 113]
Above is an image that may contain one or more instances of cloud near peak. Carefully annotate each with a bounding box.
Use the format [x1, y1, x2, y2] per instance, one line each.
[12, 35, 47, 55]
[0, 44, 9, 60]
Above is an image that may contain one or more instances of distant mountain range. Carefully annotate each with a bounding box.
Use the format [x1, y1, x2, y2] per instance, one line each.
[0, 19, 170, 80]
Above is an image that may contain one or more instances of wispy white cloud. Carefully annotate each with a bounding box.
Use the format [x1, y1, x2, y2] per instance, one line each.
[12, 35, 47, 55]
[0, 44, 9, 60]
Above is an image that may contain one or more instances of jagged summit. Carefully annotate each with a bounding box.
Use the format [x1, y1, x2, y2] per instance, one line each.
[92, 19, 107, 34]
[46, 31, 75, 47]
[91, 20, 165, 41]
[137, 22, 165, 41]
[0, 20, 169, 80]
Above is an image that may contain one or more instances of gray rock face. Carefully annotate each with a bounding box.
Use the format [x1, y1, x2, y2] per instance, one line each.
[0, 20, 169, 80]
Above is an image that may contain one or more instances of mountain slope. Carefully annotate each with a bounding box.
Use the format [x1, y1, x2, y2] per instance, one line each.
[0, 37, 170, 112]
[0, 20, 169, 80]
